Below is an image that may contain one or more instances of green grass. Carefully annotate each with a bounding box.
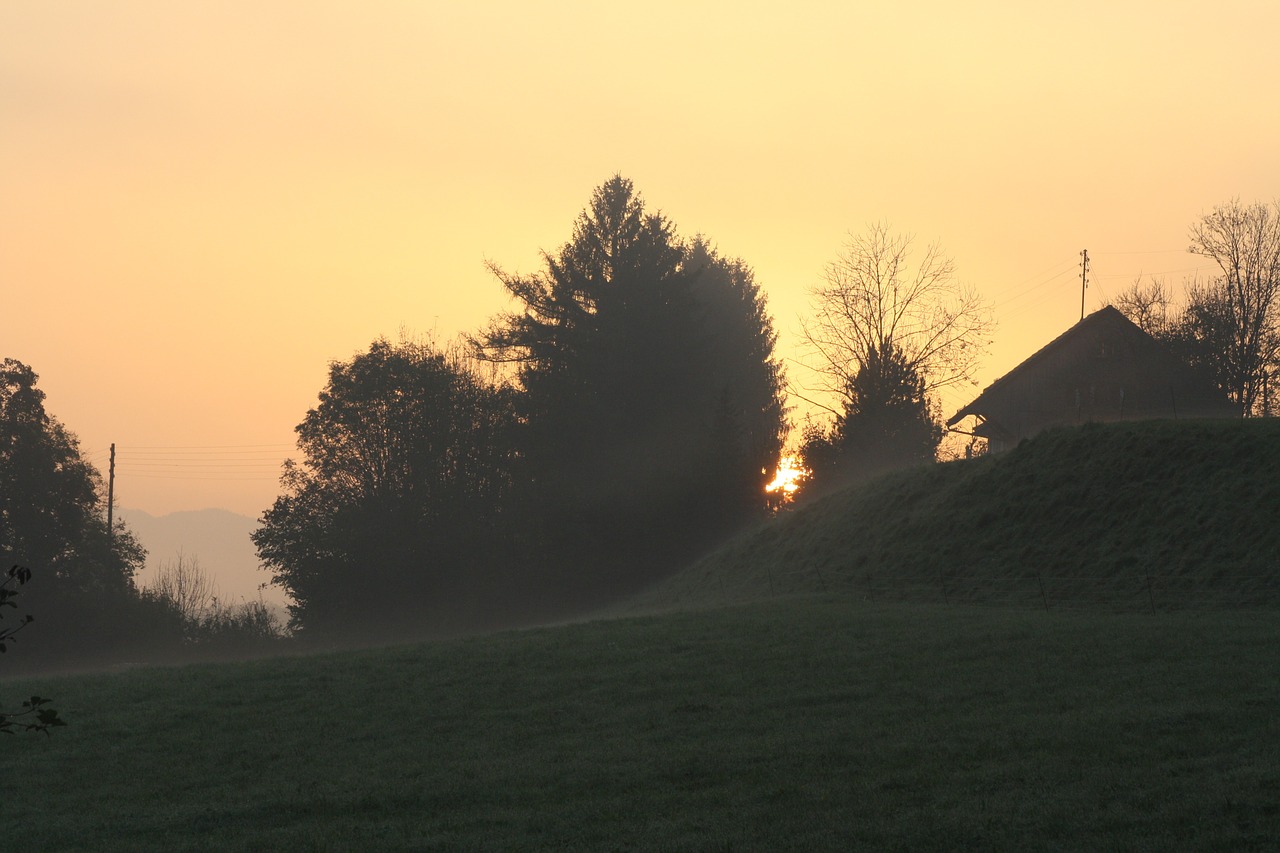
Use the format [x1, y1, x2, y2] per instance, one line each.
[5, 598, 1279, 851]
[6, 418, 1279, 850]
[642, 418, 1280, 610]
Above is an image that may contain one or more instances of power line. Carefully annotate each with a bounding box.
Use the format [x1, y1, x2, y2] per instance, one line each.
[998, 280, 1073, 322]
[1090, 265, 1215, 280]
[991, 256, 1079, 310]
[124, 473, 284, 482]
[1091, 248, 1187, 255]
[93, 444, 298, 486]
[121, 443, 295, 450]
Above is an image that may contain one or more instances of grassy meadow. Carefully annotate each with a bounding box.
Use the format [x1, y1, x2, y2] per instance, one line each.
[5, 418, 1279, 850]
[4, 598, 1278, 851]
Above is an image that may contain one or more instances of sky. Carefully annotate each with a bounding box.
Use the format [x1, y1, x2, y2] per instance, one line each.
[4, 1, 1278, 518]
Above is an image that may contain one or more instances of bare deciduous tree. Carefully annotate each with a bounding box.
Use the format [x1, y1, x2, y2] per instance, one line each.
[1113, 275, 1175, 337]
[148, 551, 216, 622]
[1188, 199, 1280, 415]
[799, 223, 993, 413]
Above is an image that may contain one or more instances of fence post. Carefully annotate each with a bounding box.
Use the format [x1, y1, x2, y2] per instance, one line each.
[1038, 573, 1049, 611]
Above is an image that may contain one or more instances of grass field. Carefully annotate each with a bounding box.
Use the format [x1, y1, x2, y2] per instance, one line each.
[5, 597, 1278, 851]
[642, 418, 1280, 610]
[6, 418, 1278, 850]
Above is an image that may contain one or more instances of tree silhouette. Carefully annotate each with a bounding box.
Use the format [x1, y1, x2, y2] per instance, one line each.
[1187, 199, 1280, 416]
[799, 223, 992, 412]
[253, 338, 521, 636]
[800, 342, 941, 494]
[0, 360, 163, 666]
[795, 224, 988, 497]
[0, 359, 143, 594]
[474, 176, 787, 599]
[684, 237, 790, 527]
[1112, 200, 1280, 417]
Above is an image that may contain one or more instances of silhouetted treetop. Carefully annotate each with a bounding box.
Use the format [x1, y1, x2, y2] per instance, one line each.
[472, 176, 787, 595]
[800, 342, 941, 496]
[0, 359, 142, 593]
[478, 176, 693, 374]
[253, 338, 521, 636]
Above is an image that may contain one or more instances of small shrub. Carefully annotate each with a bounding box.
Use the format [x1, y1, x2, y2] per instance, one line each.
[187, 598, 287, 656]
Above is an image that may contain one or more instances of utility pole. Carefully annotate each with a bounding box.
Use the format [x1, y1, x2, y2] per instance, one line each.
[1079, 249, 1090, 322]
[107, 443, 116, 545]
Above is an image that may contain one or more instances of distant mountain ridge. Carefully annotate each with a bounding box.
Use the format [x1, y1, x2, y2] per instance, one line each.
[118, 507, 288, 608]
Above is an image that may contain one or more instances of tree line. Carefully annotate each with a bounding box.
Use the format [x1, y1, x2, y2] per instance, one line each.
[3, 183, 1276, 658]
[254, 177, 791, 637]
[0, 358, 284, 674]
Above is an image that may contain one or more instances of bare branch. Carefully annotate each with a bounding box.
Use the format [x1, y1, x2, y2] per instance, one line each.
[147, 551, 217, 621]
[798, 224, 994, 406]
[1187, 199, 1280, 414]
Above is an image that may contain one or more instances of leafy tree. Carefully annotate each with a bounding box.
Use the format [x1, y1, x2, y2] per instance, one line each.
[253, 338, 521, 636]
[799, 342, 941, 494]
[683, 237, 789, 530]
[473, 176, 787, 598]
[0, 360, 143, 594]
[0, 360, 166, 667]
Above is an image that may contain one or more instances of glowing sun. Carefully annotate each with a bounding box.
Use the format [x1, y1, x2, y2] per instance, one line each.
[764, 455, 807, 500]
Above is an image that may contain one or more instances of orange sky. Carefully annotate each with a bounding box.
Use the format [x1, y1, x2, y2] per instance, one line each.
[4, 2, 1278, 517]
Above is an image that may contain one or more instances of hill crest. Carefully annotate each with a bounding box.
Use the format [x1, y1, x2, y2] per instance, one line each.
[639, 418, 1280, 611]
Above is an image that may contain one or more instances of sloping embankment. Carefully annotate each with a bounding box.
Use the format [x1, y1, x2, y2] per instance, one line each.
[639, 418, 1280, 611]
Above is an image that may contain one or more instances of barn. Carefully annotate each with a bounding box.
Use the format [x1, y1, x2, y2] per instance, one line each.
[947, 305, 1236, 452]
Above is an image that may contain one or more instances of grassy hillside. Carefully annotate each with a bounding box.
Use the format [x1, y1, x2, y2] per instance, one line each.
[5, 419, 1278, 850]
[5, 599, 1278, 851]
[641, 418, 1280, 611]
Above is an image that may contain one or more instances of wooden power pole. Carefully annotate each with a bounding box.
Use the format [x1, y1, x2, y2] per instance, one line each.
[107, 443, 116, 544]
[1079, 249, 1090, 321]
